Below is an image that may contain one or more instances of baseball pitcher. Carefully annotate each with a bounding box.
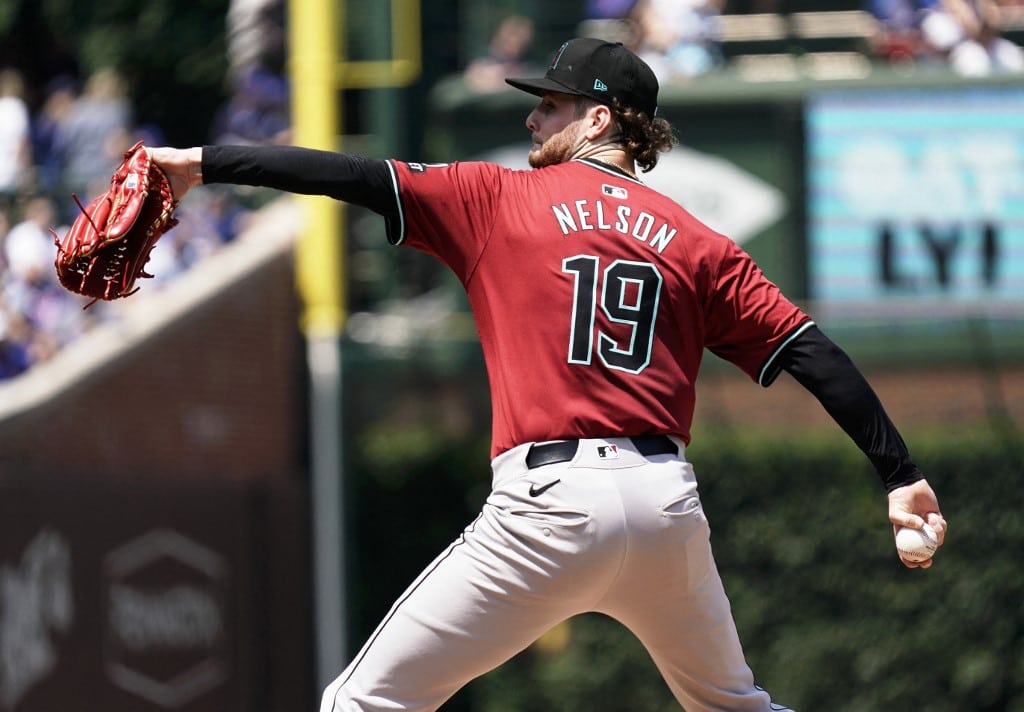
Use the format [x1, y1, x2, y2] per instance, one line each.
[150, 38, 947, 712]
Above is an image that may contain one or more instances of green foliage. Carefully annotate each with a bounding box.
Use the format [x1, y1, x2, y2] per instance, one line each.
[346, 419, 491, 655]
[0, 0, 231, 145]
[39, 0, 226, 77]
[470, 614, 679, 712]
[671, 431, 1022, 712]
[348, 424, 1024, 711]
[0, 2, 16, 37]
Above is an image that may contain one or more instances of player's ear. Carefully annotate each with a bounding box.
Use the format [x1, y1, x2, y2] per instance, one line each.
[584, 103, 616, 140]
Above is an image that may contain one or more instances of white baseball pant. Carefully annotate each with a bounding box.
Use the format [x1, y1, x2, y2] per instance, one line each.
[320, 437, 789, 711]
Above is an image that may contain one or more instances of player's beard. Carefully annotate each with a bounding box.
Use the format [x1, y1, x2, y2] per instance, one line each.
[528, 121, 586, 169]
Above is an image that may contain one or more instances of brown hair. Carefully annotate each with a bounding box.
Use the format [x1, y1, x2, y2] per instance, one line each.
[615, 103, 676, 173]
[575, 96, 676, 173]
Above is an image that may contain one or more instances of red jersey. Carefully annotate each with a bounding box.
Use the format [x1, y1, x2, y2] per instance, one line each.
[387, 157, 810, 457]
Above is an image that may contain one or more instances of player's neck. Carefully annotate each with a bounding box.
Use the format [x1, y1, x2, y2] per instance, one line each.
[574, 146, 636, 178]
[589, 157, 636, 179]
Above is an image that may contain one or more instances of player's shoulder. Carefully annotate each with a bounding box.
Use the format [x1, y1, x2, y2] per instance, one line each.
[391, 158, 516, 177]
[390, 158, 528, 191]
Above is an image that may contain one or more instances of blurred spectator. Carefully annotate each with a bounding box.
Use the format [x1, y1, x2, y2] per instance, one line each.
[31, 75, 78, 195]
[0, 206, 9, 277]
[996, 0, 1024, 21]
[1, 195, 83, 365]
[584, 0, 640, 19]
[578, 0, 645, 51]
[210, 64, 291, 145]
[0, 59, 270, 383]
[943, 0, 1024, 74]
[631, 0, 726, 81]
[464, 15, 536, 93]
[218, 0, 290, 145]
[3, 196, 57, 289]
[53, 67, 133, 211]
[206, 187, 254, 243]
[867, 0, 1024, 71]
[226, 0, 286, 79]
[145, 186, 244, 284]
[0, 310, 32, 379]
[867, 0, 942, 65]
[131, 123, 168, 151]
[0, 69, 32, 208]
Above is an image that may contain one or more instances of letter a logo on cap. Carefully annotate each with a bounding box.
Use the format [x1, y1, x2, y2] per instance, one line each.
[594, 79, 608, 92]
[551, 42, 570, 70]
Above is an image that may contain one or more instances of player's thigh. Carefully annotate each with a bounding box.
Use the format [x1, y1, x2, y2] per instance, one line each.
[323, 507, 585, 711]
[609, 521, 769, 711]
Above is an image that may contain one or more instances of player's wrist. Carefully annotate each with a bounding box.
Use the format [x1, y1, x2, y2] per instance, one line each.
[188, 147, 204, 187]
[881, 461, 924, 493]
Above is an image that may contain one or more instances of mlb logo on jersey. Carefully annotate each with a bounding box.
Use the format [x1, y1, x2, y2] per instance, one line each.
[597, 444, 619, 459]
[602, 184, 628, 199]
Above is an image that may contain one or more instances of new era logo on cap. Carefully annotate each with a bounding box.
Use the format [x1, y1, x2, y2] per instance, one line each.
[594, 79, 608, 92]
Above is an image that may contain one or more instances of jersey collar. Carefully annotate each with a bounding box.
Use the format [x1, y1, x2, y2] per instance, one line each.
[576, 157, 643, 183]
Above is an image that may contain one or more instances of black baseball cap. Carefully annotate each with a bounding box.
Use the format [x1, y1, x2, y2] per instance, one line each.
[505, 37, 659, 118]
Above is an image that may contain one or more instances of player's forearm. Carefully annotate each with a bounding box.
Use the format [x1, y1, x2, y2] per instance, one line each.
[201, 144, 398, 217]
[778, 326, 924, 492]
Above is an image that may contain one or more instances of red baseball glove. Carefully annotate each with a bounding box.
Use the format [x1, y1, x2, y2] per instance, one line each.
[52, 140, 179, 307]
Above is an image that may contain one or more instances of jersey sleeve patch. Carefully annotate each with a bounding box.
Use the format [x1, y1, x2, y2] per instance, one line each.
[405, 161, 450, 173]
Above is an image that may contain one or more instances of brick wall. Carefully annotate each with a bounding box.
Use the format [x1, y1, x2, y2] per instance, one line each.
[0, 248, 304, 484]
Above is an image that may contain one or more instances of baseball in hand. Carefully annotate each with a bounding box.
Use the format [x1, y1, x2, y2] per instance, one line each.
[895, 524, 938, 562]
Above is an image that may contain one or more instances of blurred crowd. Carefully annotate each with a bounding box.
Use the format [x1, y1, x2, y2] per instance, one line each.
[0, 0, 289, 382]
[464, 0, 1024, 89]
[464, 2, 731, 89]
[867, 0, 1024, 74]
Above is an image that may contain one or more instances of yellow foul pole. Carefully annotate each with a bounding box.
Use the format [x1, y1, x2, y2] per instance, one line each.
[288, 0, 347, 692]
[288, 0, 421, 694]
[290, 0, 345, 335]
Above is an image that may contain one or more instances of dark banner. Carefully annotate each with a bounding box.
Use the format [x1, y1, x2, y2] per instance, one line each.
[0, 478, 311, 712]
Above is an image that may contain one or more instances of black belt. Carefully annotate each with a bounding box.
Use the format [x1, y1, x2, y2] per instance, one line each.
[525, 435, 677, 469]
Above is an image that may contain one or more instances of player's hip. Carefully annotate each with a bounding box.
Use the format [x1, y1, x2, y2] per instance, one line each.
[482, 435, 709, 603]
[488, 434, 702, 537]
[493, 434, 686, 480]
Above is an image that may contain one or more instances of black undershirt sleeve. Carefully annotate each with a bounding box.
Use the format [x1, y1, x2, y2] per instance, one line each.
[774, 325, 924, 492]
[201, 144, 399, 223]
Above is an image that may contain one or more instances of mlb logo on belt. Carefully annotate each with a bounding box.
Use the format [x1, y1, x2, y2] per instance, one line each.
[597, 445, 619, 459]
